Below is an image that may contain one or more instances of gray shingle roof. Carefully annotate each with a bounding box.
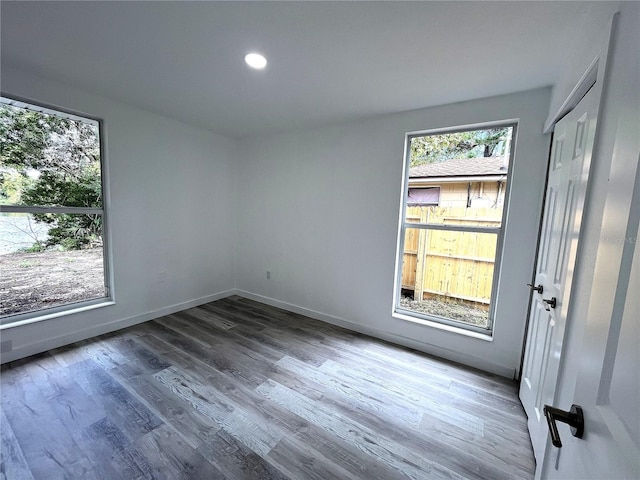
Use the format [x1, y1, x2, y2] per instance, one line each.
[409, 156, 508, 178]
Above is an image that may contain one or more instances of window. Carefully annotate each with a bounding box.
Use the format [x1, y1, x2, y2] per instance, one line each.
[0, 96, 111, 324]
[407, 187, 440, 206]
[394, 123, 515, 333]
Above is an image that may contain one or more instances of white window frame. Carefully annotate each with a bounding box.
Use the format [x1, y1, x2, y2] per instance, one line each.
[392, 121, 517, 335]
[0, 94, 114, 328]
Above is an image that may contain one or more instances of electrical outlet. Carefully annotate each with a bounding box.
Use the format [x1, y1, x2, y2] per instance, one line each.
[266, 271, 271, 279]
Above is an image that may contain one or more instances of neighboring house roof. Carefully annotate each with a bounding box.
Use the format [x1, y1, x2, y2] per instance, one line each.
[409, 156, 508, 178]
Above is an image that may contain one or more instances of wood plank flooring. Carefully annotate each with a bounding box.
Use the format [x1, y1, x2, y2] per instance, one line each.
[0, 296, 535, 479]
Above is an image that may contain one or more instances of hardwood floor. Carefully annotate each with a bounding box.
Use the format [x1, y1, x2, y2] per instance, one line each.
[0, 296, 535, 479]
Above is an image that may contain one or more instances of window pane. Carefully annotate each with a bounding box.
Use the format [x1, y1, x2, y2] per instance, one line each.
[0, 212, 105, 318]
[405, 127, 511, 225]
[407, 187, 440, 206]
[0, 103, 102, 208]
[399, 227, 498, 328]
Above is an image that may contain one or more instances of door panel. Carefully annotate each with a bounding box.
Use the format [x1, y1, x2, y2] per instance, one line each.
[553, 179, 576, 286]
[539, 186, 558, 276]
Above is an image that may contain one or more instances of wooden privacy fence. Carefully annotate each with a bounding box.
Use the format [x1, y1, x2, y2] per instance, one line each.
[402, 206, 502, 309]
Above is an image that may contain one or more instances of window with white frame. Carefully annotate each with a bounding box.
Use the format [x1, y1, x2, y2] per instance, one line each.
[0, 96, 111, 323]
[394, 123, 515, 333]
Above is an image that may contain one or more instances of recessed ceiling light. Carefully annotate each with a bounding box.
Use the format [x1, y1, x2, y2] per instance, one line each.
[244, 52, 267, 70]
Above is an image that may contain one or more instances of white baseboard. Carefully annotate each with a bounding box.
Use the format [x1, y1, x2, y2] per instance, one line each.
[233, 289, 515, 378]
[1, 289, 236, 364]
[3, 287, 515, 378]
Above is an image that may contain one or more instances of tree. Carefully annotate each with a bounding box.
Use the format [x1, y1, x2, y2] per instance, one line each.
[410, 127, 509, 166]
[0, 104, 102, 250]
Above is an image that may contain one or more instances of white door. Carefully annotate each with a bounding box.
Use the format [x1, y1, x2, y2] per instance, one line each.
[542, 5, 639, 476]
[519, 86, 600, 461]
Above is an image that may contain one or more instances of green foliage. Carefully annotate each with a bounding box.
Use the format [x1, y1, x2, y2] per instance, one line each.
[21, 169, 102, 208]
[21, 244, 46, 254]
[0, 169, 34, 203]
[0, 108, 66, 170]
[1, 104, 99, 175]
[410, 127, 510, 167]
[1, 103, 102, 250]
[34, 212, 102, 250]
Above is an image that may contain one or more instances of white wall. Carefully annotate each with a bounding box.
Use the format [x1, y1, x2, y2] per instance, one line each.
[235, 88, 551, 377]
[1, 65, 238, 363]
[0, 69, 553, 377]
[0, 67, 552, 377]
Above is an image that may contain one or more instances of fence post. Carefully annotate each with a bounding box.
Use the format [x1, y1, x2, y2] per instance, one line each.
[413, 207, 429, 301]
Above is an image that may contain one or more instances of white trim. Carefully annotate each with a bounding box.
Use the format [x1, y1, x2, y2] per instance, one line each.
[1, 286, 515, 377]
[393, 122, 517, 335]
[544, 57, 599, 134]
[1, 299, 115, 330]
[234, 289, 515, 378]
[404, 223, 501, 234]
[0, 206, 104, 214]
[0, 289, 236, 364]
[392, 310, 493, 341]
[99, 116, 115, 307]
[406, 118, 519, 138]
[0, 94, 113, 323]
[392, 130, 412, 317]
[410, 175, 507, 185]
[0, 92, 100, 125]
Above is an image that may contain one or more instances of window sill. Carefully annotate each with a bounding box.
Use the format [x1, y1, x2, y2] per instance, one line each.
[0, 299, 115, 330]
[392, 309, 494, 342]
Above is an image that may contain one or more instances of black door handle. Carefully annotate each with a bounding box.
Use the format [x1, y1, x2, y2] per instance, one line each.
[543, 297, 557, 309]
[543, 404, 584, 448]
[527, 283, 543, 294]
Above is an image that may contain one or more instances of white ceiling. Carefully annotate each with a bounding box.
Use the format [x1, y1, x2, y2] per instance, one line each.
[1, 1, 605, 138]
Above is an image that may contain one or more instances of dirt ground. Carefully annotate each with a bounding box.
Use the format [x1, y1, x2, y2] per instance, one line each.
[399, 296, 489, 328]
[0, 249, 105, 317]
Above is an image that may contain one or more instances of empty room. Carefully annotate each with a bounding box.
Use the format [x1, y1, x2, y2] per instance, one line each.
[0, 2, 638, 479]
